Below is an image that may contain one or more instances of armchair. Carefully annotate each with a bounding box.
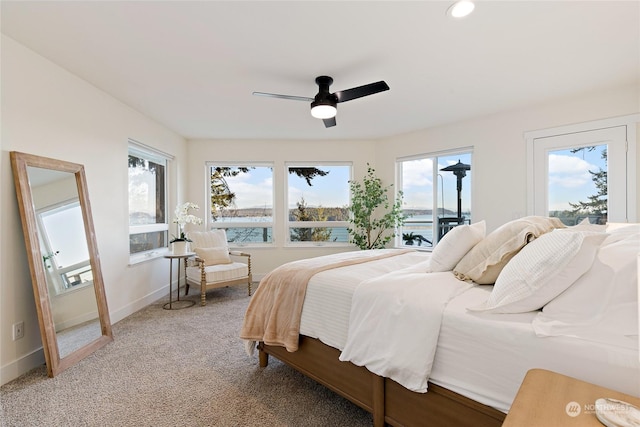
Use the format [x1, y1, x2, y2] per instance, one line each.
[185, 230, 252, 306]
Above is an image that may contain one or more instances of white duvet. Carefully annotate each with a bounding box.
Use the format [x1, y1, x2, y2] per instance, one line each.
[338, 263, 472, 393]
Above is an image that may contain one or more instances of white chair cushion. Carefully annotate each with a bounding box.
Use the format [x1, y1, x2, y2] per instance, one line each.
[195, 247, 232, 266]
[187, 262, 248, 284]
[188, 229, 228, 250]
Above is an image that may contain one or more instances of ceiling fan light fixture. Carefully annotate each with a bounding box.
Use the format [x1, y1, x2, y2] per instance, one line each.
[254, 75, 388, 127]
[447, 0, 475, 18]
[310, 101, 337, 119]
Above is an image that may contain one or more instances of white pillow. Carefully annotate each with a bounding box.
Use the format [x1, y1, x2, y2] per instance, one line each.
[453, 216, 565, 284]
[532, 230, 639, 347]
[188, 229, 229, 250]
[428, 221, 485, 272]
[468, 229, 608, 313]
[195, 247, 232, 266]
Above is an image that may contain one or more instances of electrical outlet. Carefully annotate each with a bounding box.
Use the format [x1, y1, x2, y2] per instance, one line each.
[13, 321, 24, 340]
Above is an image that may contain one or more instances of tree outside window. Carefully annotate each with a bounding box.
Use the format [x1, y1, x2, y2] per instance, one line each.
[128, 144, 169, 260]
[547, 144, 608, 225]
[208, 164, 274, 244]
[287, 164, 351, 245]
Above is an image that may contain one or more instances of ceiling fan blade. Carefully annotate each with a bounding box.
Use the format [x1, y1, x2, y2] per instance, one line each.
[334, 81, 389, 103]
[252, 92, 314, 102]
[323, 117, 337, 128]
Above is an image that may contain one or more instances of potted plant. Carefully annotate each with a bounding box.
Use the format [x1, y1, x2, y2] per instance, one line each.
[347, 165, 406, 250]
[170, 202, 203, 254]
[402, 232, 430, 246]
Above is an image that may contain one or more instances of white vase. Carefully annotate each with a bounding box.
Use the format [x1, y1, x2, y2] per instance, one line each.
[172, 241, 188, 255]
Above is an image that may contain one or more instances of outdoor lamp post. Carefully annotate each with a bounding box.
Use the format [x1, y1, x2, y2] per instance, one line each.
[440, 160, 471, 220]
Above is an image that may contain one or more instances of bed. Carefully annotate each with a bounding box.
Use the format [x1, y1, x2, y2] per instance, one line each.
[240, 217, 640, 427]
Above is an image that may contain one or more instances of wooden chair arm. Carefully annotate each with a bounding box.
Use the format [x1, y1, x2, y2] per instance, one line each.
[229, 251, 251, 258]
[188, 257, 205, 267]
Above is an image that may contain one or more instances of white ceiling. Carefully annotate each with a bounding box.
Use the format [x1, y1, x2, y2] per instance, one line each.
[2, 1, 638, 141]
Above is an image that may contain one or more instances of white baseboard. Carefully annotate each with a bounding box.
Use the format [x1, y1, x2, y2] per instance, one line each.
[55, 311, 100, 332]
[0, 347, 45, 386]
[109, 284, 169, 324]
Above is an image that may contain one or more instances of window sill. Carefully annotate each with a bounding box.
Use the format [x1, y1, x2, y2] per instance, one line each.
[228, 242, 274, 249]
[128, 248, 170, 266]
[396, 245, 433, 252]
[52, 280, 93, 297]
[283, 242, 354, 249]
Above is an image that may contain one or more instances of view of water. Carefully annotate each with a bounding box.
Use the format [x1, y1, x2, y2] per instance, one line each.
[222, 226, 352, 244]
[215, 213, 470, 246]
[403, 215, 434, 246]
[216, 214, 450, 245]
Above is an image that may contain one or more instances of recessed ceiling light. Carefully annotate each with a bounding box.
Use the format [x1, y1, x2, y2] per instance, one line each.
[447, 1, 475, 19]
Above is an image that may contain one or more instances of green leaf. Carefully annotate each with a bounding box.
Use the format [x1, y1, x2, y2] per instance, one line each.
[347, 164, 406, 250]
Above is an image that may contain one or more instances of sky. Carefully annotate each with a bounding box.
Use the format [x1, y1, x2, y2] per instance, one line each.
[547, 144, 606, 211]
[220, 166, 274, 210]
[41, 203, 89, 267]
[402, 153, 472, 214]
[220, 165, 351, 210]
[219, 161, 469, 213]
[287, 166, 351, 209]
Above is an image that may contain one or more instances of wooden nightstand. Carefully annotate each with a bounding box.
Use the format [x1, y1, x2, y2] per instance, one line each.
[502, 369, 640, 426]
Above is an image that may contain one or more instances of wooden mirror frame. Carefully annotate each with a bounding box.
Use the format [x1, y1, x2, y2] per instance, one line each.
[10, 151, 113, 377]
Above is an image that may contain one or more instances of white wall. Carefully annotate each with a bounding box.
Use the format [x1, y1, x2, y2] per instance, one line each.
[0, 36, 188, 384]
[376, 85, 640, 233]
[186, 139, 376, 277]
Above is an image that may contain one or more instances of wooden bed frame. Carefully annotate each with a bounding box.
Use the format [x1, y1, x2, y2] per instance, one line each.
[258, 336, 506, 427]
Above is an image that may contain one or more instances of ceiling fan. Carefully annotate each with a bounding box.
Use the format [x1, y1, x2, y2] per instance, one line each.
[253, 76, 390, 128]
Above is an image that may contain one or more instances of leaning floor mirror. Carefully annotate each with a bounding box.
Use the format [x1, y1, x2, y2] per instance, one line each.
[11, 151, 113, 377]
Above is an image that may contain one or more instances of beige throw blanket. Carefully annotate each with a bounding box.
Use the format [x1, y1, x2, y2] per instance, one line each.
[240, 249, 412, 352]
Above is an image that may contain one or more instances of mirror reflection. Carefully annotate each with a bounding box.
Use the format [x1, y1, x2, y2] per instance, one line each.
[11, 152, 112, 377]
[28, 166, 101, 359]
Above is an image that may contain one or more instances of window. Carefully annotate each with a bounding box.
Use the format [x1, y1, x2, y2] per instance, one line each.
[128, 141, 170, 262]
[397, 150, 473, 248]
[526, 116, 637, 224]
[286, 163, 351, 245]
[38, 200, 93, 294]
[207, 163, 274, 245]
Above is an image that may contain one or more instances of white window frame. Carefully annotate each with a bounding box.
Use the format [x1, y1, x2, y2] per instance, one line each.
[285, 162, 352, 247]
[396, 147, 473, 249]
[37, 199, 93, 295]
[525, 114, 638, 223]
[206, 162, 275, 247]
[128, 140, 172, 264]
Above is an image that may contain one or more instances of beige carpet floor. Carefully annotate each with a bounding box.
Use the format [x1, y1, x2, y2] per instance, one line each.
[0, 285, 372, 426]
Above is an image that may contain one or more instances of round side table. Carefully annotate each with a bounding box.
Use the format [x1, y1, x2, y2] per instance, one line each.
[163, 253, 196, 310]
